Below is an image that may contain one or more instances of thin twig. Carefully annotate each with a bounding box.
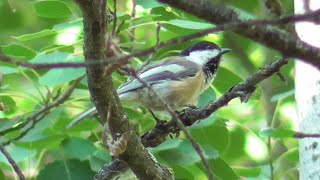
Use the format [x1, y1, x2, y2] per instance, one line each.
[1, 78, 82, 145]
[295, 132, 320, 138]
[1, 9, 320, 70]
[304, 0, 311, 12]
[0, 144, 25, 180]
[129, 0, 136, 50]
[112, 0, 117, 36]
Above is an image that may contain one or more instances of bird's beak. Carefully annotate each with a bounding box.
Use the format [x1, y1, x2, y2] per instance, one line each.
[220, 48, 231, 55]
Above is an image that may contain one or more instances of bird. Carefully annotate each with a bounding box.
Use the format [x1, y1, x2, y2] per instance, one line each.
[117, 41, 230, 111]
[70, 41, 230, 125]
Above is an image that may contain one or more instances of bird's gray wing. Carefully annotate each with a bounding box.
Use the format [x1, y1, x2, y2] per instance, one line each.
[117, 57, 201, 94]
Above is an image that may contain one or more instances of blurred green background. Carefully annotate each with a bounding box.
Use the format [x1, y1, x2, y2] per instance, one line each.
[0, 0, 298, 179]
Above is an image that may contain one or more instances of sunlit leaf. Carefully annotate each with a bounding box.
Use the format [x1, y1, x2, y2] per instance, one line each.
[31, 53, 85, 87]
[53, 18, 83, 31]
[0, 96, 17, 114]
[0, 66, 18, 74]
[233, 166, 261, 177]
[1, 44, 36, 60]
[137, 0, 162, 8]
[164, 19, 214, 30]
[13, 29, 57, 41]
[33, 0, 72, 18]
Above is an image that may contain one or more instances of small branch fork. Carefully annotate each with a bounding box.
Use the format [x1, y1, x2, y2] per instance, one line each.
[0, 78, 82, 146]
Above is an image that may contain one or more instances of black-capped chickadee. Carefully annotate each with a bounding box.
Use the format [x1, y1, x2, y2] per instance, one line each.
[75, 41, 230, 121]
[118, 41, 230, 111]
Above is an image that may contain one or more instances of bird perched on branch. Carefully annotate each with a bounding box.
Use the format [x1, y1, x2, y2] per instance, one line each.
[72, 41, 230, 124]
[118, 41, 230, 111]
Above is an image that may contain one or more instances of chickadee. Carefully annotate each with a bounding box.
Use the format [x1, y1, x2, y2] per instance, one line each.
[118, 41, 230, 111]
[75, 41, 230, 121]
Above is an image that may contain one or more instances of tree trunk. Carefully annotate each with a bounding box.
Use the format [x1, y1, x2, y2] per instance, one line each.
[295, 0, 320, 179]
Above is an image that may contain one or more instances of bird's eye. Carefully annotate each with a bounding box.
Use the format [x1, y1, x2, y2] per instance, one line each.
[206, 45, 213, 50]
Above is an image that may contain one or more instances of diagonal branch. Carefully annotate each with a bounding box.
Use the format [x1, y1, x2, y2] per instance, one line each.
[0, 144, 25, 180]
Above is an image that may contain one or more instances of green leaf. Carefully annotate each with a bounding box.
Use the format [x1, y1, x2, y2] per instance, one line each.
[68, 118, 100, 132]
[53, 18, 83, 31]
[0, 96, 17, 114]
[30, 51, 68, 63]
[233, 166, 261, 177]
[271, 89, 295, 102]
[60, 137, 97, 160]
[164, 19, 214, 30]
[137, 0, 162, 8]
[13, 29, 57, 41]
[33, 0, 72, 18]
[31, 53, 85, 87]
[0, 66, 18, 74]
[89, 149, 111, 171]
[213, 67, 243, 93]
[0, 146, 35, 164]
[259, 128, 297, 138]
[198, 87, 216, 108]
[189, 118, 229, 154]
[277, 148, 299, 163]
[17, 135, 65, 150]
[206, 158, 238, 180]
[171, 165, 194, 179]
[0, 169, 5, 180]
[1, 44, 36, 60]
[37, 159, 95, 180]
[153, 139, 219, 165]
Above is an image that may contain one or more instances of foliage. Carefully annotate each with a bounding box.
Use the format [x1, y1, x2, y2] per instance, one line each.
[0, 0, 298, 179]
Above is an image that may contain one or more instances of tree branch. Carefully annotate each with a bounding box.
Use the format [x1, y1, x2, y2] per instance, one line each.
[1, 9, 320, 70]
[0, 144, 25, 180]
[158, 0, 320, 68]
[73, 0, 173, 179]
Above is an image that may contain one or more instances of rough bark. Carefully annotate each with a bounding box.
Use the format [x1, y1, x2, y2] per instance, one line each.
[73, 0, 173, 179]
[295, 0, 320, 179]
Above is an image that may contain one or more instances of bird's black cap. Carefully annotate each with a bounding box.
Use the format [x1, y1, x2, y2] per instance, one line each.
[180, 41, 221, 56]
